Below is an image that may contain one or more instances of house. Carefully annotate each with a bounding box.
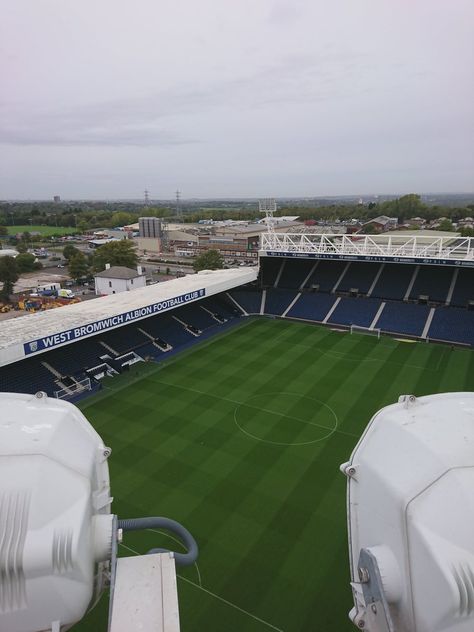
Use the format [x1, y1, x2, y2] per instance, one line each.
[94, 264, 146, 296]
[359, 216, 398, 233]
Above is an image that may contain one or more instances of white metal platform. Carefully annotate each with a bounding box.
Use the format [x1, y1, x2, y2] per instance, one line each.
[109, 553, 180, 632]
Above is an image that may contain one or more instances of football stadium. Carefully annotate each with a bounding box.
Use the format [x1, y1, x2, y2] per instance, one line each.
[1, 231, 474, 631]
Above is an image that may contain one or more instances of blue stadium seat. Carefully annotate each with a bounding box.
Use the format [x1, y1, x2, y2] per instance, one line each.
[450, 269, 474, 307]
[303, 260, 347, 292]
[278, 259, 315, 289]
[264, 289, 298, 315]
[337, 262, 380, 294]
[139, 313, 194, 347]
[177, 303, 216, 330]
[261, 258, 284, 286]
[428, 307, 474, 346]
[99, 325, 149, 354]
[371, 264, 416, 300]
[409, 266, 453, 303]
[137, 342, 166, 359]
[0, 358, 58, 396]
[328, 297, 382, 327]
[203, 295, 238, 319]
[286, 292, 336, 321]
[377, 301, 430, 337]
[46, 338, 106, 375]
[229, 289, 262, 314]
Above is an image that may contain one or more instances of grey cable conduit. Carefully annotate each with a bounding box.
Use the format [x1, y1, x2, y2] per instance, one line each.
[117, 517, 198, 567]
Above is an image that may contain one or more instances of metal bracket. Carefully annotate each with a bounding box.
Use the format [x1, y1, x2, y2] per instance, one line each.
[356, 548, 395, 632]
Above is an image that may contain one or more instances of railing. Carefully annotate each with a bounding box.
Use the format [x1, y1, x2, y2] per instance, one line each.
[260, 233, 474, 265]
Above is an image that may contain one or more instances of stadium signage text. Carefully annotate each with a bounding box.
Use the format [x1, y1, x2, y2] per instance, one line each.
[263, 251, 474, 267]
[23, 289, 206, 355]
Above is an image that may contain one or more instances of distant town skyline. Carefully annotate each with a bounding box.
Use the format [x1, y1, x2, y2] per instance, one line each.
[1, 0, 473, 199]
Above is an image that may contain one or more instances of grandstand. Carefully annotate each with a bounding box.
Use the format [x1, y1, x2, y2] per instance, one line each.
[254, 256, 473, 344]
[253, 232, 474, 346]
[0, 230, 473, 632]
[0, 268, 256, 399]
[0, 234, 473, 402]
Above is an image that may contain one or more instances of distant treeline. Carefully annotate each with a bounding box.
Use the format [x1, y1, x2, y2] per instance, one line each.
[0, 194, 473, 231]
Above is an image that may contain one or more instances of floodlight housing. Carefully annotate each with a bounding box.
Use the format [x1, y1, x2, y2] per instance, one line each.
[0, 392, 198, 632]
[0, 392, 113, 632]
[342, 392, 474, 632]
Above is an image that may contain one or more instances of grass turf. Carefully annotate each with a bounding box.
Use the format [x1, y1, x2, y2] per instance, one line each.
[6, 224, 77, 236]
[72, 317, 474, 632]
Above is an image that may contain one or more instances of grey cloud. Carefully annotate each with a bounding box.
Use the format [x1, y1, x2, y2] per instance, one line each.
[0, 53, 364, 147]
[0, 126, 196, 147]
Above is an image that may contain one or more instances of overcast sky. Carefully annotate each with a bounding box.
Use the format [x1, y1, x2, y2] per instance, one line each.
[1, 0, 472, 199]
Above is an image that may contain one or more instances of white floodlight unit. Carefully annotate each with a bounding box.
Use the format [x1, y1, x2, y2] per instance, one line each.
[259, 198, 277, 233]
[341, 392, 474, 632]
[0, 392, 198, 632]
[0, 392, 113, 632]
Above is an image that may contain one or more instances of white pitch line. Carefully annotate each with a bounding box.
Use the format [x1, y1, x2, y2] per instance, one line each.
[272, 335, 436, 372]
[178, 575, 285, 632]
[233, 391, 339, 447]
[152, 379, 359, 440]
[147, 528, 202, 587]
[119, 543, 284, 632]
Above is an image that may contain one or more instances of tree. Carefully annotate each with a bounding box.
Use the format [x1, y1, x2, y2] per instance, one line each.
[397, 194, 425, 214]
[68, 252, 90, 280]
[15, 252, 38, 273]
[63, 244, 80, 260]
[92, 240, 138, 271]
[437, 219, 455, 232]
[193, 249, 224, 272]
[0, 256, 19, 301]
[109, 212, 136, 227]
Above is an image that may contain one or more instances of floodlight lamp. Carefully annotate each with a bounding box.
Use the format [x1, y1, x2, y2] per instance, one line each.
[341, 392, 474, 632]
[0, 391, 113, 632]
[0, 392, 198, 632]
[258, 198, 277, 214]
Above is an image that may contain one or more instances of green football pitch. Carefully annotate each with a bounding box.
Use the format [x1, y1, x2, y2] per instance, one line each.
[73, 317, 474, 632]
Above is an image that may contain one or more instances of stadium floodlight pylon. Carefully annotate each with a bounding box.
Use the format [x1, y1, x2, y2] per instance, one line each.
[259, 198, 277, 233]
[350, 324, 381, 339]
